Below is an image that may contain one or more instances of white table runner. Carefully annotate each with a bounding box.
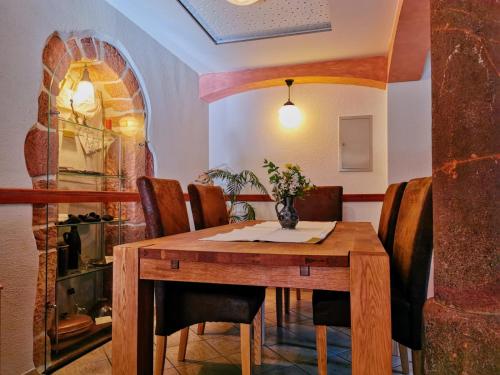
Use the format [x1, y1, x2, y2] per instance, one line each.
[200, 221, 336, 244]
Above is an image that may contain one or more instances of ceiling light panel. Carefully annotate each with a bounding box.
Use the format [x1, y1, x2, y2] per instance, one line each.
[177, 0, 331, 44]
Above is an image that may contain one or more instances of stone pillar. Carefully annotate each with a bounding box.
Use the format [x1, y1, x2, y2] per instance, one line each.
[423, 1, 499, 374]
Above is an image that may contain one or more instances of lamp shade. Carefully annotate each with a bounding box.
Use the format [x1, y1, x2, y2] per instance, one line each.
[73, 80, 95, 107]
[227, 0, 259, 5]
[279, 102, 302, 129]
[72, 67, 95, 107]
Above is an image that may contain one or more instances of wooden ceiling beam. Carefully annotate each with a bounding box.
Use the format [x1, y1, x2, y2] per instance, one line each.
[199, 56, 387, 103]
[387, 0, 430, 82]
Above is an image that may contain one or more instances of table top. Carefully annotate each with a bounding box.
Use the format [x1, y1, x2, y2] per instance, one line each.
[137, 221, 386, 268]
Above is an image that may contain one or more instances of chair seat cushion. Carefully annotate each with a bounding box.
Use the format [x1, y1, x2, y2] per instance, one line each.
[312, 290, 351, 327]
[155, 281, 266, 336]
[312, 287, 423, 350]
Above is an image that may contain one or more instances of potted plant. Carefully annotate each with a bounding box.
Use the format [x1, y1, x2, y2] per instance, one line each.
[263, 159, 315, 229]
[197, 168, 268, 222]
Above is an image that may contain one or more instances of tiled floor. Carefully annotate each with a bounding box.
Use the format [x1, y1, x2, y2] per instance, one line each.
[55, 289, 413, 374]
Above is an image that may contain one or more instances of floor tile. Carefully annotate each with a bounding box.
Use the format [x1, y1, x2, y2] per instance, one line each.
[264, 326, 299, 347]
[54, 358, 111, 375]
[298, 360, 352, 375]
[175, 356, 240, 375]
[167, 340, 221, 368]
[164, 368, 180, 375]
[227, 346, 294, 375]
[260, 365, 309, 375]
[103, 341, 112, 362]
[204, 336, 242, 356]
[195, 322, 240, 341]
[267, 343, 318, 368]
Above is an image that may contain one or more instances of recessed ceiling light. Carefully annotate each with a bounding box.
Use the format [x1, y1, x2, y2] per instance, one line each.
[226, 0, 259, 6]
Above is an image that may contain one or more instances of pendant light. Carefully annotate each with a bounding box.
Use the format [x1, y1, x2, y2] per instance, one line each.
[227, 0, 259, 5]
[72, 65, 95, 107]
[279, 79, 302, 129]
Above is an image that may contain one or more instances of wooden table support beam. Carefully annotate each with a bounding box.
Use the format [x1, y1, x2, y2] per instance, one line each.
[350, 252, 392, 375]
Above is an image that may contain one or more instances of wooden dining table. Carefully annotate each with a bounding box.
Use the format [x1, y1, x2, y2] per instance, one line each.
[112, 221, 391, 375]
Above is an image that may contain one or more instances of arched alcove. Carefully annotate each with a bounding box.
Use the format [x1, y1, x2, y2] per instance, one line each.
[24, 32, 154, 368]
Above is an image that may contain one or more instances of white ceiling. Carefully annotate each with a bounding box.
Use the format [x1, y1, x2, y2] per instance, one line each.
[104, 0, 399, 74]
[177, 0, 331, 44]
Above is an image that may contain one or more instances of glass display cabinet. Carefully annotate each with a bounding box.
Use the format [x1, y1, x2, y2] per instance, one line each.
[48, 117, 123, 368]
[37, 40, 148, 372]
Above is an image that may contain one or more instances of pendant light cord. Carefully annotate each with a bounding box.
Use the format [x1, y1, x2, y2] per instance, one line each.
[285, 79, 294, 105]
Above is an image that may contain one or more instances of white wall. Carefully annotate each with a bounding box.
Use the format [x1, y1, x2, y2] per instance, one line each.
[387, 56, 434, 298]
[387, 56, 432, 183]
[209, 84, 387, 228]
[0, 1, 207, 373]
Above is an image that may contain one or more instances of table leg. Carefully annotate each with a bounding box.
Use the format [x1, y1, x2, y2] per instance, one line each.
[113, 245, 154, 375]
[276, 287, 283, 327]
[284, 288, 290, 314]
[350, 252, 391, 375]
[253, 305, 262, 365]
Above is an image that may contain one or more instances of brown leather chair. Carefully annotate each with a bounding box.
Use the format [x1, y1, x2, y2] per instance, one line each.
[279, 186, 343, 326]
[187, 183, 230, 335]
[188, 183, 229, 230]
[312, 177, 432, 375]
[137, 177, 266, 375]
[294, 186, 343, 221]
[378, 182, 407, 256]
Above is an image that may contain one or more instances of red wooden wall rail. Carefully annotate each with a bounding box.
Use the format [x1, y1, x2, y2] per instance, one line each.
[0, 188, 384, 204]
[0, 188, 140, 204]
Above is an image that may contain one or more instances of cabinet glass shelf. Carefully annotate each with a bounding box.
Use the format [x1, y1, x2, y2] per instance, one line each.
[57, 117, 121, 136]
[57, 171, 125, 179]
[55, 219, 125, 227]
[56, 264, 112, 282]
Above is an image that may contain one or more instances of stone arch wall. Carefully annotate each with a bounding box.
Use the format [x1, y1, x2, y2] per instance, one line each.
[25, 32, 154, 367]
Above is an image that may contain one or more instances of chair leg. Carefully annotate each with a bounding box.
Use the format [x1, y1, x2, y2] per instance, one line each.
[154, 335, 167, 375]
[296, 288, 302, 300]
[177, 327, 189, 362]
[284, 288, 290, 314]
[412, 349, 423, 375]
[398, 343, 410, 374]
[253, 305, 262, 365]
[240, 323, 252, 375]
[276, 287, 283, 327]
[197, 322, 205, 335]
[315, 325, 328, 375]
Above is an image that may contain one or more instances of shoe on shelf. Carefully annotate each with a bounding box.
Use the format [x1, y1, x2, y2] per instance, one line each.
[78, 212, 101, 222]
[58, 214, 81, 225]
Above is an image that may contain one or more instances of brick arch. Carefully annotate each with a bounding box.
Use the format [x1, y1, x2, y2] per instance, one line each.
[26, 31, 153, 368]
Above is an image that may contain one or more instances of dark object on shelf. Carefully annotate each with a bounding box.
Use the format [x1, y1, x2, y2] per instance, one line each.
[49, 323, 111, 359]
[78, 212, 101, 222]
[58, 214, 81, 225]
[101, 214, 114, 221]
[63, 226, 81, 269]
[91, 298, 112, 319]
[275, 196, 299, 229]
[90, 259, 108, 267]
[57, 244, 69, 277]
[48, 314, 94, 341]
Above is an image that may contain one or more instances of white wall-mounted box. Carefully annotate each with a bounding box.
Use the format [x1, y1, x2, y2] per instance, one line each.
[338, 115, 373, 172]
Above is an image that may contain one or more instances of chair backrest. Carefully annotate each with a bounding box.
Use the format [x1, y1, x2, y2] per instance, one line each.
[188, 184, 229, 230]
[392, 177, 433, 307]
[378, 182, 407, 255]
[294, 186, 343, 221]
[137, 176, 190, 238]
